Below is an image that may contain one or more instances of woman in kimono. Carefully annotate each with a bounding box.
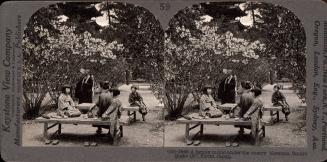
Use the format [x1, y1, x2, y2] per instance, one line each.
[199, 85, 223, 118]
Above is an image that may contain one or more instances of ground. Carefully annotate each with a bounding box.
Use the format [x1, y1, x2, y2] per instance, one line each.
[22, 84, 164, 147]
[164, 83, 307, 147]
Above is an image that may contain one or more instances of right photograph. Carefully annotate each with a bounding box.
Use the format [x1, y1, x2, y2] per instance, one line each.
[163, 1, 306, 147]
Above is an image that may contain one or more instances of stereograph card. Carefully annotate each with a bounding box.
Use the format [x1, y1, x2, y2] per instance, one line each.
[0, 0, 327, 161]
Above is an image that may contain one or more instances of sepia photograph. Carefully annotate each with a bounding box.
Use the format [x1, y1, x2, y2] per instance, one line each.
[163, 1, 307, 147]
[22, 2, 165, 147]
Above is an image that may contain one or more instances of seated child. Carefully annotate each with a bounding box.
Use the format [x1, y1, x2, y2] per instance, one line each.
[199, 86, 223, 118]
[57, 84, 81, 118]
[272, 85, 291, 121]
[129, 85, 147, 121]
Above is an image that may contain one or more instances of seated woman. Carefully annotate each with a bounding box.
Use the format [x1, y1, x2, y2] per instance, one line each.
[101, 88, 122, 140]
[57, 84, 81, 118]
[272, 84, 290, 121]
[199, 85, 223, 118]
[129, 85, 147, 121]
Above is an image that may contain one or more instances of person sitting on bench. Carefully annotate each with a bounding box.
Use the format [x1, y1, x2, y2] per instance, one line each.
[129, 85, 147, 121]
[199, 85, 223, 118]
[272, 84, 290, 121]
[243, 88, 264, 139]
[232, 81, 253, 118]
[92, 81, 113, 134]
[101, 88, 122, 139]
[57, 84, 81, 118]
[231, 81, 254, 135]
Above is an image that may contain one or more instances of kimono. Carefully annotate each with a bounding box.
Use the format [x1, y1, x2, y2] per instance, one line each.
[199, 94, 223, 118]
[244, 98, 263, 138]
[218, 75, 237, 104]
[75, 74, 94, 103]
[129, 92, 147, 115]
[272, 91, 290, 115]
[57, 93, 81, 117]
[102, 98, 122, 137]
[233, 90, 254, 118]
[96, 91, 113, 117]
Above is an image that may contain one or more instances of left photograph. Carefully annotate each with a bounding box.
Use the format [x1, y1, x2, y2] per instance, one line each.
[22, 2, 165, 147]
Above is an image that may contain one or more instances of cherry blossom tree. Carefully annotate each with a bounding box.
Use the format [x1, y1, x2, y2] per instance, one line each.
[165, 14, 266, 118]
[23, 5, 124, 119]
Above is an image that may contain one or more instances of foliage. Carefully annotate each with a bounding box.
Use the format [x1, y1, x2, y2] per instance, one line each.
[244, 2, 306, 100]
[98, 2, 164, 82]
[23, 3, 125, 118]
[164, 5, 266, 119]
[164, 2, 306, 119]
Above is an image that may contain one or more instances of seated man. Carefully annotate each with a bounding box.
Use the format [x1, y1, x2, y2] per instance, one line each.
[272, 84, 290, 121]
[128, 85, 147, 121]
[199, 85, 223, 118]
[101, 88, 122, 140]
[57, 84, 81, 118]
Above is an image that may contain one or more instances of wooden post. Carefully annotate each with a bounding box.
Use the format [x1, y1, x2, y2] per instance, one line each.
[200, 124, 204, 136]
[58, 123, 62, 135]
[262, 126, 266, 137]
[43, 123, 49, 140]
[270, 110, 274, 123]
[185, 124, 190, 143]
[120, 125, 123, 137]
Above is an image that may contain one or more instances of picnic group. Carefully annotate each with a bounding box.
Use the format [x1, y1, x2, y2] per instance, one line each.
[183, 69, 291, 146]
[43, 68, 148, 144]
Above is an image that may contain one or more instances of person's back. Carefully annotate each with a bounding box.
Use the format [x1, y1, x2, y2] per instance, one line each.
[102, 88, 122, 138]
[238, 91, 254, 117]
[96, 91, 113, 117]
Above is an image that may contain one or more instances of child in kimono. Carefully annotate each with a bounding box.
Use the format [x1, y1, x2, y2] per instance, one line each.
[199, 86, 223, 118]
[57, 84, 81, 118]
[129, 85, 147, 121]
[272, 85, 290, 121]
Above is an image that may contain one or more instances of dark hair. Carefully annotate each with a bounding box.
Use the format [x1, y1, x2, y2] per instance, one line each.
[250, 88, 262, 97]
[131, 85, 138, 90]
[274, 85, 281, 90]
[241, 81, 252, 90]
[110, 88, 121, 97]
[101, 81, 110, 90]
[61, 84, 71, 93]
[202, 87, 211, 95]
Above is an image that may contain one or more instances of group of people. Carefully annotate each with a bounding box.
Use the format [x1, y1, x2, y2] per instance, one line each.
[199, 79, 291, 136]
[56, 68, 148, 140]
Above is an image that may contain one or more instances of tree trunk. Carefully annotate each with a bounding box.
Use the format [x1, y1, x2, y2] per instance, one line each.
[125, 70, 130, 85]
[270, 70, 274, 85]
